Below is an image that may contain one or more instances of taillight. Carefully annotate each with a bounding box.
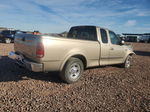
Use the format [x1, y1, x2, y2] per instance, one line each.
[36, 42, 44, 58]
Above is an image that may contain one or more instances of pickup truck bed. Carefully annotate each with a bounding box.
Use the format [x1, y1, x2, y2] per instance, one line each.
[13, 34, 100, 71]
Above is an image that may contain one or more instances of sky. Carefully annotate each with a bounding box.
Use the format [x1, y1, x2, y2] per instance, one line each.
[0, 0, 150, 33]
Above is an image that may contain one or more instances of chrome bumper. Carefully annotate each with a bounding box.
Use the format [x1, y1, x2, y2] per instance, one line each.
[8, 51, 43, 72]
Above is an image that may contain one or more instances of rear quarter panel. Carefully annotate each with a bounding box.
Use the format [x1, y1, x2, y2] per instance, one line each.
[41, 36, 100, 71]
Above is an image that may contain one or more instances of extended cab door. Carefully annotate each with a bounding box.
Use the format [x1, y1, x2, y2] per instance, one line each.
[108, 31, 125, 64]
[99, 28, 110, 65]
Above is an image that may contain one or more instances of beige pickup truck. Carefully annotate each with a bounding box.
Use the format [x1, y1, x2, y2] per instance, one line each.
[9, 26, 135, 83]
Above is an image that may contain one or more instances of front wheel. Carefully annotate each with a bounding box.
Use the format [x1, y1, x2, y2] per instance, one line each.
[121, 55, 132, 68]
[60, 57, 84, 84]
[5, 38, 11, 44]
[148, 38, 150, 43]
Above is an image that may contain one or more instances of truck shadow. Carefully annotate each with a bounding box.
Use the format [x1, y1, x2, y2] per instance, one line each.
[0, 56, 62, 83]
[134, 50, 150, 56]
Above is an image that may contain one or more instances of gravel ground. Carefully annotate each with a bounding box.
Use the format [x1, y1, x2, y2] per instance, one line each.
[0, 43, 150, 112]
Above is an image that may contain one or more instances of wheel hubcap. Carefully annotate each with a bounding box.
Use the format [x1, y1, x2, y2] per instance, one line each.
[6, 39, 11, 43]
[126, 58, 131, 68]
[69, 63, 81, 79]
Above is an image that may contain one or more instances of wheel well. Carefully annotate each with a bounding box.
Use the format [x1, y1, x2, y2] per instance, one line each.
[129, 53, 135, 56]
[71, 55, 87, 69]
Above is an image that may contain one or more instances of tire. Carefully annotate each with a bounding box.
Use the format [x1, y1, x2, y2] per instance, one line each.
[148, 38, 150, 43]
[144, 40, 148, 43]
[121, 55, 132, 68]
[59, 57, 84, 84]
[5, 38, 11, 44]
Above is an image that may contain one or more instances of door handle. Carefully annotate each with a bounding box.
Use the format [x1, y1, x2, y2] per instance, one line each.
[110, 48, 114, 50]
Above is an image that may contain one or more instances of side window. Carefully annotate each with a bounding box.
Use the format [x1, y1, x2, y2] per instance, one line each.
[100, 29, 108, 43]
[109, 31, 121, 45]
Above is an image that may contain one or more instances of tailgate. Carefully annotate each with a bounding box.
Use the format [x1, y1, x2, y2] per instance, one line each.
[14, 33, 41, 62]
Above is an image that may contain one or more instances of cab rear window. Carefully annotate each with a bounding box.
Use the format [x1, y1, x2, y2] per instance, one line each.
[67, 26, 97, 41]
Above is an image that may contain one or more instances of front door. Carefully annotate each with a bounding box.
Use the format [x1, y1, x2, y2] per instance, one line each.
[108, 31, 125, 64]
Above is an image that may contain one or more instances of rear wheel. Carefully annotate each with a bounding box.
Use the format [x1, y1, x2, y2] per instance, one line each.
[5, 38, 11, 44]
[60, 57, 84, 84]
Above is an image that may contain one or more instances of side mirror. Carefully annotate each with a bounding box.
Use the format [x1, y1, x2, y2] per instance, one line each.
[120, 40, 125, 45]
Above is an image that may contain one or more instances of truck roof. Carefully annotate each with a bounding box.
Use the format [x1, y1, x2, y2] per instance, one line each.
[71, 25, 111, 31]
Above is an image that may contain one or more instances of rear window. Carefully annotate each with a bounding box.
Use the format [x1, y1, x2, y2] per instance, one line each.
[67, 26, 97, 41]
[2, 31, 11, 34]
[2, 30, 16, 34]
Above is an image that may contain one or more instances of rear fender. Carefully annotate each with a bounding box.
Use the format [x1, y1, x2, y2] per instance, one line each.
[59, 52, 87, 71]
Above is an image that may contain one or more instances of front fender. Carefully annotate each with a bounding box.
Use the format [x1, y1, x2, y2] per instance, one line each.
[123, 50, 135, 62]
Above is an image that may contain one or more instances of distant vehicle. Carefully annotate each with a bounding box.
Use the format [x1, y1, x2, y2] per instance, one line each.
[125, 36, 141, 42]
[0, 30, 26, 43]
[9, 25, 135, 84]
[32, 31, 41, 35]
[0, 30, 17, 43]
[139, 35, 150, 43]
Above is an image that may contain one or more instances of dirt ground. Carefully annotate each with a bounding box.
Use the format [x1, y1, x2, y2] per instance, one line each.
[0, 43, 150, 112]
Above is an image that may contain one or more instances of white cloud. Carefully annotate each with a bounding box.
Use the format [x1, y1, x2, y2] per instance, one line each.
[125, 20, 137, 27]
[137, 10, 150, 16]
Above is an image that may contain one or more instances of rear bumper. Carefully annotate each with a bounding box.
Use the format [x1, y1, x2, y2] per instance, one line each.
[8, 51, 43, 72]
